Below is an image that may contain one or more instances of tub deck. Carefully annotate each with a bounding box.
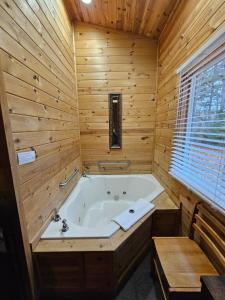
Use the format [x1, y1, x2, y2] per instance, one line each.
[33, 192, 178, 253]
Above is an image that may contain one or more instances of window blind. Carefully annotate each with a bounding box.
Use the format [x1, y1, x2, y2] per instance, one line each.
[170, 40, 225, 211]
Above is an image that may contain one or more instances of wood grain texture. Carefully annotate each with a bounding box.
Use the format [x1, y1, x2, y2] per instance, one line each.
[152, 202, 225, 299]
[75, 23, 157, 174]
[64, 0, 179, 39]
[35, 225, 149, 298]
[0, 0, 81, 243]
[196, 203, 225, 274]
[154, 237, 218, 290]
[153, 0, 225, 235]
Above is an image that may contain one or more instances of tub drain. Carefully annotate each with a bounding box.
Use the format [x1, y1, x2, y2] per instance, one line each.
[129, 209, 135, 214]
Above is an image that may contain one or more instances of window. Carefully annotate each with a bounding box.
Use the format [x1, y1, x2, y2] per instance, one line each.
[170, 29, 225, 211]
[109, 93, 122, 149]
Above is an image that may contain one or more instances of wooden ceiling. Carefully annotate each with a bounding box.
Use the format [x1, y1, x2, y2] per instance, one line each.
[64, 0, 179, 39]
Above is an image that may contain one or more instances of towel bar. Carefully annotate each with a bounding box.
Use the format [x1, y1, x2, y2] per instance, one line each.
[98, 161, 131, 169]
[59, 168, 79, 189]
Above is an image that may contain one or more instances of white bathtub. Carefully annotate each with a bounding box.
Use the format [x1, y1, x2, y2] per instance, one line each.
[42, 174, 164, 239]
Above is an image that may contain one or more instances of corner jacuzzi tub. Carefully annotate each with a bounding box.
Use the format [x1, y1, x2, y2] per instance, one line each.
[42, 174, 164, 239]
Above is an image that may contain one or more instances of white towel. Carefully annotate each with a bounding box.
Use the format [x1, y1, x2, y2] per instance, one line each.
[112, 199, 155, 231]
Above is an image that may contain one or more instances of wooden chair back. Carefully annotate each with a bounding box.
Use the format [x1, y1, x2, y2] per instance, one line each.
[191, 203, 225, 274]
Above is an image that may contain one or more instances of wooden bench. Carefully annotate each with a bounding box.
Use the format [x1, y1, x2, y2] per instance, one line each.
[152, 203, 225, 300]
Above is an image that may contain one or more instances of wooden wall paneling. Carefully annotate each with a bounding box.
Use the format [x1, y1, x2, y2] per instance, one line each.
[0, 2, 74, 99]
[2, 0, 74, 79]
[20, 0, 74, 66]
[72, 26, 83, 174]
[0, 0, 81, 245]
[75, 23, 157, 174]
[153, 0, 225, 234]
[0, 62, 34, 298]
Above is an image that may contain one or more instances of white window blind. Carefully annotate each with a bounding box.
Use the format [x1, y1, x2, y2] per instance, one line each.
[170, 34, 225, 212]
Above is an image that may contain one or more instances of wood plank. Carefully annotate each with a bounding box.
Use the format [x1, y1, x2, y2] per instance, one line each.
[0, 0, 81, 245]
[24, 0, 74, 63]
[1, 0, 74, 79]
[0, 26, 75, 103]
[154, 237, 218, 288]
[0, 4, 74, 90]
[193, 223, 225, 270]
[77, 63, 157, 73]
[75, 23, 157, 174]
[7, 94, 76, 123]
[64, 2, 178, 39]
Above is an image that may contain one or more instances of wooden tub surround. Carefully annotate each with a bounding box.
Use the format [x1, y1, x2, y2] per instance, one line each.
[0, 1, 224, 299]
[152, 203, 225, 300]
[34, 192, 180, 299]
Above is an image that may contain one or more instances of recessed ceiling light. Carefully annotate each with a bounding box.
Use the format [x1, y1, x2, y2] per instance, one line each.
[81, 0, 92, 4]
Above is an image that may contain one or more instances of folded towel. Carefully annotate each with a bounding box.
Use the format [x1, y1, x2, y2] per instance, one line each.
[112, 199, 155, 231]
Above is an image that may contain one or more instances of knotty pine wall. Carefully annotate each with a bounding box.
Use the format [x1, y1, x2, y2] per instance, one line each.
[75, 23, 157, 174]
[154, 0, 225, 234]
[0, 0, 81, 244]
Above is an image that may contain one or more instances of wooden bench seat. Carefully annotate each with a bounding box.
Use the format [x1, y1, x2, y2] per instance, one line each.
[153, 237, 218, 291]
[152, 203, 225, 300]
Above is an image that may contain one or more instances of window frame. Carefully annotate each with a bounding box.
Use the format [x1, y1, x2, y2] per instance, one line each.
[171, 26, 225, 213]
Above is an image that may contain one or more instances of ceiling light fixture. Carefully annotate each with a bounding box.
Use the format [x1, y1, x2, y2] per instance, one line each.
[81, 0, 92, 4]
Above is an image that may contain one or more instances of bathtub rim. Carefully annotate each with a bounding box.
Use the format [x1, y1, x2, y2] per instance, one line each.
[33, 192, 179, 252]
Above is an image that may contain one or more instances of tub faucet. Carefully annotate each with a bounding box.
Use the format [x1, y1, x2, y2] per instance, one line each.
[62, 219, 69, 232]
[82, 171, 90, 178]
[52, 209, 61, 222]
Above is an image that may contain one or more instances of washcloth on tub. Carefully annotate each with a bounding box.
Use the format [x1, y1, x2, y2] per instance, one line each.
[112, 199, 155, 231]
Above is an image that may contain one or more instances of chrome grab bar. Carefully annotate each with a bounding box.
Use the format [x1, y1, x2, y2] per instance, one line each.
[59, 168, 79, 189]
[98, 161, 131, 169]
